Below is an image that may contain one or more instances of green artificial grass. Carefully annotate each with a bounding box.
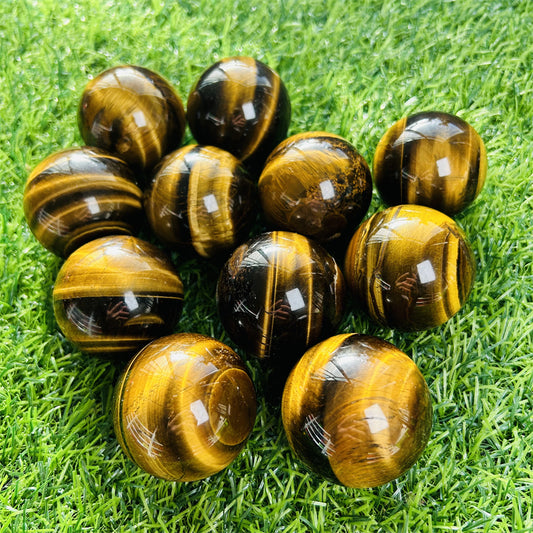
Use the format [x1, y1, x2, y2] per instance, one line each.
[1, 0, 532, 531]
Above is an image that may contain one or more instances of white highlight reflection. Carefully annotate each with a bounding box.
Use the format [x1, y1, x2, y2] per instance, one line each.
[319, 180, 335, 200]
[203, 193, 219, 213]
[436, 157, 451, 177]
[286, 288, 305, 311]
[364, 403, 389, 434]
[190, 399, 209, 425]
[417, 259, 436, 284]
[242, 101, 256, 120]
[85, 196, 100, 215]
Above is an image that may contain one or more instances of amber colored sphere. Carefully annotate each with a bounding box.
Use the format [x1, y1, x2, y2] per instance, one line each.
[78, 65, 186, 175]
[373, 111, 487, 216]
[187, 57, 291, 172]
[258, 132, 372, 242]
[216, 231, 345, 367]
[144, 145, 257, 258]
[282, 333, 432, 488]
[53, 236, 184, 357]
[113, 333, 257, 481]
[23, 147, 143, 258]
[344, 205, 475, 330]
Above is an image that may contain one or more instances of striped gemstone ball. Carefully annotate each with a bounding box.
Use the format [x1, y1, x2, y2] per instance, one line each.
[113, 333, 257, 481]
[344, 205, 475, 330]
[145, 145, 257, 258]
[78, 65, 186, 176]
[282, 333, 432, 488]
[186, 57, 291, 172]
[53, 235, 184, 357]
[258, 132, 372, 242]
[23, 147, 143, 258]
[216, 231, 345, 366]
[373, 111, 487, 216]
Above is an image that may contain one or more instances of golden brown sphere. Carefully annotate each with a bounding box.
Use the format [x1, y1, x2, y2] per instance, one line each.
[282, 333, 432, 488]
[113, 333, 257, 481]
[53, 235, 184, 357]
[23, 147, 143, 257]
[344, 205, 476, 331]
[78, 65, 186, 176]
[373, 111, 487, 216]
[259, 132, 372, 242]
[144, 145, 257, 258]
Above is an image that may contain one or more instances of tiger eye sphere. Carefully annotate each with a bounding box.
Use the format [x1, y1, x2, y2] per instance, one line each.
[186, 57, 291, 172]
[373, 111, 488, 216]
[344, 205, 475, 330]
[145, 145, 257, 258]
[258, 132, 372, 242]
[216, 231, 345, 367]
[53, 235, 184, 357]
[282, 333, 432, 488]
[113, 333, 257, 481]
[23, 147, 143, 257]
[78, 65, 186, 175]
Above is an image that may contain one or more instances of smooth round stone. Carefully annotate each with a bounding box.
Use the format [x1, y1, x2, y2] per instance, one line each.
[53, 235, 184, 357]
[23, 147, 143, 257]
[216, 231, 345, 366]
[187, 56, 291, 172]
[145, 145, 257, 258]
[78, 65, 186, 175]
[344, 205, 475, 330]
[258, 132, 372, 242]
[113, 333, 257, 481]
[373, 111, 487, 216]
[282, 333, 432, 488]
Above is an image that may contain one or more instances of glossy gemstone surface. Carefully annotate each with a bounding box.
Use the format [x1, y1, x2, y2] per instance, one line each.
[53, 235, 184, 356]
[113, 333, 257, 481]
[23, 147, 143, 257]
[216, 231, 345, 366]
[187, 56, 291, 172]
[344, 205, 475, 330]
[259, 132, 372, 242]
[373, 111, 487, 215]
[145, 145, 257, 258]
[78, 65, 186, 175]
[282, 333, 432, 488]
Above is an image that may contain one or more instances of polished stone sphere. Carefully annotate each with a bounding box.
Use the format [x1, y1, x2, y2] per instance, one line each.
[144, 145, 257, 258]
[187, 56, 291, 172]
[53, 235, 184, 357]
[373, 111, 487, 216]
[282, 333, 432, 488]
[216, 231, 345, 367]
[78, 65, 186, 176]
[344, 205, 475, 330]
[258, 132, 372, 242]
[23, 147, 143, 257]
[113, 333, 257, 481]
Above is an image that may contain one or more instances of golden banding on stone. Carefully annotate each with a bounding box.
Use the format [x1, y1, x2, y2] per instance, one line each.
[53, 235, 184, 357]
[282, 333, 432, 488]
[113, 333, 257, 481]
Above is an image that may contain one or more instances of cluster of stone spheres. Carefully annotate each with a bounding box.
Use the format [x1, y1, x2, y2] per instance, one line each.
[23, 56, 487, 488]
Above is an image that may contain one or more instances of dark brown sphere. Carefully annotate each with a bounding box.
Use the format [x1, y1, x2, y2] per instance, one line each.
[216, 231, 345, 368]
[187, 57, 291, 172]
[282, 333, 432, 488]
[344, 205, 476, 330]
[23, 147, 143, 257]
[78, 65, 186, 175]
[144, 145, 257, 258]
[258, 132, 372, 242]
[113, 333, 257, 481]
[53, 235, 184, 357]
[373, 111, 487, 216]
